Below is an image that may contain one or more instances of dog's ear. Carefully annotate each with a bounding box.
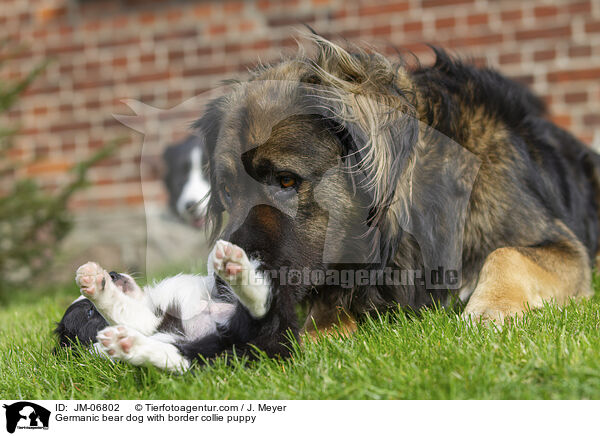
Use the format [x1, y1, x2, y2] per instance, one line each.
[305, 36, 419, 264]
[193, 97, 226, 243]
[407, 129, 481, 290]
[306, 37, 481, 287]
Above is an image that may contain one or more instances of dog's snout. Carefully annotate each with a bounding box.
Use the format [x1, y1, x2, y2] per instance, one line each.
[109, 271, 121, 282]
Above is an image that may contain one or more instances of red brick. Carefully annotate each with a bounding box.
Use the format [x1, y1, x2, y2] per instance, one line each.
[46, 43, 85, 55]
[499, 52, 521, 65]
[369, 25, 392, 36]
[467, 14, 488, 26]
[534, 6, 558, 18]
[449, 33, 503, 47]
[140, 53, 156, 63]
[154, 28, 197, 42]
[238, 20, 256, 32]
[139, 12, 155, 24]
[182, 66, 228, 77]
[194, 4, 212, 17]
[196, 46, 213, 56]
[168, 50, 185, 62]
[404, 21, 423, 33]
[36, 5, 67, 21]
[112, 57, 128, 67]
[125, 194, 144, 205]
[568, 1, 591, 14]
[500, 10, 522, 22]
[73, 79, 115, 90]
[516, 25, 571, 41]
[166, 9, 183, 22]
[127, 71, 171, 83]
[548, 67, 600, 82]
[208, 24, 227, 35]
[550, 114, 571, 129]
[423, 0, 473, 7]
[569, 45, 591, 57]
[583, 114, 600, 125]
[512, 74, 535, 86]
[224, 1, 244, 13]
[267, 14, 316, 27]
[26, 160, 72, 175]
[585, 21, 600, 33]
[435, 17, 455, 29]
[533, 49, 555, 61]
[49, 121, 91, 133]
[97, 37, 140, 49]
[252, 40, 270, 50]
[111, 16, 129, 29]
[564, 92, 588, 103]
[358, 2, 409, 16]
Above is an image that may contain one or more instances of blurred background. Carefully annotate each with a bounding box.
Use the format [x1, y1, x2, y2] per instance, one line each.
[1, 0, 599, 292]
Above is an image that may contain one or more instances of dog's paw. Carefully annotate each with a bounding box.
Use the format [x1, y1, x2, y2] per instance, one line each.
[209, 240, 251, 284]
[97, 326, 142, 359]
[76, 262, 110, 299]
[462, 299, 521, 327]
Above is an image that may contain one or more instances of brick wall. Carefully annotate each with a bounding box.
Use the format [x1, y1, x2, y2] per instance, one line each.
[2, 0, 600, 272]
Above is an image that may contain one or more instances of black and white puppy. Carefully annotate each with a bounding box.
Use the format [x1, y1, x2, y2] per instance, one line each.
[163, 135, 210, 227]
[55, 241, 271, 372]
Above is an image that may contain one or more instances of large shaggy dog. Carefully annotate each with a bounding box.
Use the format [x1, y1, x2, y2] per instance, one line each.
[176, 35, 600, 361]
[57, 36, 600, 369]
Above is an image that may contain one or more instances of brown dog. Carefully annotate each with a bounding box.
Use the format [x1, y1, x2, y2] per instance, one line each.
[179, 35, 599, 359]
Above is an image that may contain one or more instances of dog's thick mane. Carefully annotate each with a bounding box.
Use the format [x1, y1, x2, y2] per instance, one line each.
[197, 35, 557, 287]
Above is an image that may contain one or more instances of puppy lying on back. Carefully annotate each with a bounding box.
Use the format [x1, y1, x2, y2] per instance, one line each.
[55, 241, 271, 372]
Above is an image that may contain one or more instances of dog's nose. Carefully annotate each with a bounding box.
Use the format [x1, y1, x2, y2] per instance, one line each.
[185, 201, 197, 211]
[109, 271, 121, 282]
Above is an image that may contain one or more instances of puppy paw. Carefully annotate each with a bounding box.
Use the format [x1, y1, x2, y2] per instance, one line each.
[209, 240, 252, 284]
[76, 262, 110, 299]
[97, 326, 142, 360]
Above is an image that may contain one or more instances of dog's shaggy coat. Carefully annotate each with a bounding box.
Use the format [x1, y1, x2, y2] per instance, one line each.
[172, 35, 600, 363]
[56, 36, 600, 367]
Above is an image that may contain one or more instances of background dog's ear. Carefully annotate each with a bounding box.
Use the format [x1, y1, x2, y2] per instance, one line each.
[193, 97, 226, 243]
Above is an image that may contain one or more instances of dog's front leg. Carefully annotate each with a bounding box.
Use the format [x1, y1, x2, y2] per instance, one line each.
[301, 298, 357, 340]
[463, 223, 592, 324]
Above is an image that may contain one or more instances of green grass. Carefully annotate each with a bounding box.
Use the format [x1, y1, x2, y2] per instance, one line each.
[2, 277, 600, 399]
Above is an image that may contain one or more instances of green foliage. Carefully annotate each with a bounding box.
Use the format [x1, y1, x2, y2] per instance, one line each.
[0, 49, 117, 299]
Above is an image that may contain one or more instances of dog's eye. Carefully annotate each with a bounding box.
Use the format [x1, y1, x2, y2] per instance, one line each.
[87, 308, 95, 318]
[223, 185, 231, 201]
[278, 173, 297, 189]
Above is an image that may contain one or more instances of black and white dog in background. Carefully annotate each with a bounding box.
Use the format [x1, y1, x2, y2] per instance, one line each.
[163, 134, 211, 227]
[56, 240, 271, 372]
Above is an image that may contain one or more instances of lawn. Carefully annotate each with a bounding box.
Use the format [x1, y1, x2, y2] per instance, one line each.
[1, 276, 600, 400]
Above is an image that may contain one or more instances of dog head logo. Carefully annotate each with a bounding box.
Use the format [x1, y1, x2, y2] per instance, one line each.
[3, 402, 50, 433]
